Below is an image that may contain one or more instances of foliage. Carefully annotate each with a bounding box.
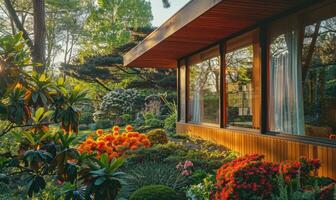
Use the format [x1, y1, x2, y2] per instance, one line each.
[143, 112, 163, 128]
[79, 0, 153, 57]
[164, 112, 177, 133]
[83, 155, 126, 200]
[272, 173, 320, 200]
[93, 89, 144, 122]
[146, 128, 168, 145]
[129, 185, 177, 200]
[122, 161, 190, 198]
[187, 174, 216, 200]
[161, 93, 177, 133]
[126, 139, 237, 174]
[77, 125, 151, 160]
[95, 119, 112, 129]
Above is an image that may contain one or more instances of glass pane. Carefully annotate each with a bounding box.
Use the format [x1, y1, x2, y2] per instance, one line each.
[226, 45, 254, 128]
[302, 17, 336, 139]
[268, 18, 305, 135]
[188, 55, 220, 124]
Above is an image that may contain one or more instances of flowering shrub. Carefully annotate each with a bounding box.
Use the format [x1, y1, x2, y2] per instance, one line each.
[77, 125, 151, 160]
[176, 160, 194, 176]
[214, 154, 328, 200]
[215, 154, 279, 200]
[279, 157, 321, 183]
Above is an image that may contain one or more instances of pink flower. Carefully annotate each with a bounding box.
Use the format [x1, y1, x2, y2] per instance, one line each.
[181, 170, 191, 176]
[176, 162, 183, 169]
[184, 160, 193, 168]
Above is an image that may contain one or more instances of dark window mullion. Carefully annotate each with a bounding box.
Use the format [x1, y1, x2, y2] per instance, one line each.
[260, 24, 268, 134]
[220, 43, 226, 128]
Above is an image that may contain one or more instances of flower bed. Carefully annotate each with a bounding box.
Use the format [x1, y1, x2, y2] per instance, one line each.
[214, 154, 335, 200]
[77, 125, 151, 160]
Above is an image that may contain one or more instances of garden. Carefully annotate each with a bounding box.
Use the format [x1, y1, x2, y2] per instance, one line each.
[0, 1, 336, 199]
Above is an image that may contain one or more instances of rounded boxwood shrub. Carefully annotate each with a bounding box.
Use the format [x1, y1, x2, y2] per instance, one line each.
[147, 129, 168, 145]
[129, 185, 177, 200]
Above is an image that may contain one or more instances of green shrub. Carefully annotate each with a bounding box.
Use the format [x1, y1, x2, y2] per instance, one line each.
[121, 114, 132, 124]
[147, 129, 168, 145]
[164, 112, 176, 133]
[88, 123, 96, 130]
[93, 88, 144, 122]
[130, 185, 177, 200]
[118, 161, 190, 199]
[78, 124, 89, 130]
[125, 142, 187, 164]
[144, 112, 163, 128]
[187, 174, 216, 200]
[170, 133, 189, 140]
[125, 140, 237, 173]
[95, 120, 111, 129]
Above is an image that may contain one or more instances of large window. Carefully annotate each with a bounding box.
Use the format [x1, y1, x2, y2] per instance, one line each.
[188, 47, 220, 125]
[301, 11, 336, 139]
[269, 3, 336, 140]
[226, 32, 260, 129]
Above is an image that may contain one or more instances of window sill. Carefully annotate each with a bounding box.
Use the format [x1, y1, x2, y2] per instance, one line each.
[269, 132, 336, 148]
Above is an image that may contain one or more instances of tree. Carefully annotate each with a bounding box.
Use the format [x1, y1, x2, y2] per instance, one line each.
[32, 0, 46, 72]
[4, 0, 46, 72]
[78, 0, 153, 58]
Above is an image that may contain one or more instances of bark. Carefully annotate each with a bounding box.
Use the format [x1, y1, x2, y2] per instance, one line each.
[32, 0, 46, 73]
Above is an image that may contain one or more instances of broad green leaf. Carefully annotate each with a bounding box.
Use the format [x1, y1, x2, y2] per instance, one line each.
[22, 131, 35, 145]
[94, 177, 106, 186]
[35, 107, 45, 121]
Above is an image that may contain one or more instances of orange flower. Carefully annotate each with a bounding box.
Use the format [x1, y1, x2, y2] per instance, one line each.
[125, 125, 133, 132]
[78, 125, 150, 161]
[96, 129, 104, 136]
[97, 141, 105, 149]
[104, 135, 115, 142]
[112, 126, 120, 133]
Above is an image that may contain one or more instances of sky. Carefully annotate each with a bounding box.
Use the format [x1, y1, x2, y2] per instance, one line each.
[149, 0, 190, 27]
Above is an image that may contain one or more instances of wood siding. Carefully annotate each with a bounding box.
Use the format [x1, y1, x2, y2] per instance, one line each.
[177, 122, 336, 180]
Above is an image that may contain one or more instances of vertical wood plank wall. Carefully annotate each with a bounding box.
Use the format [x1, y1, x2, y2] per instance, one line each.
[177, 122, 336, 180]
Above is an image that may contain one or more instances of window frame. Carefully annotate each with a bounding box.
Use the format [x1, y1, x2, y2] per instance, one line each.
[186, 46, 221, 126]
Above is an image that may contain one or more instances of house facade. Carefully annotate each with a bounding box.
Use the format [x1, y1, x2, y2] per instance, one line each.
[124, 0, 336, 179]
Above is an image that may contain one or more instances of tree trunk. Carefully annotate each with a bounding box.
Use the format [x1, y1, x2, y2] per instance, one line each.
[32, 0, 46, 73]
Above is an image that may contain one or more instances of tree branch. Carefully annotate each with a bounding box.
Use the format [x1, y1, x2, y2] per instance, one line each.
[4, 0, 33, 48]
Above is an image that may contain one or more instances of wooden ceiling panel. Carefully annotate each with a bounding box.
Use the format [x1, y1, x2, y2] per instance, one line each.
[124, 0, 311, 68]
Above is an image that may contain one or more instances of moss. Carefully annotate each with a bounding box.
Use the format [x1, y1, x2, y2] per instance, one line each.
[129, 185, 177, 200]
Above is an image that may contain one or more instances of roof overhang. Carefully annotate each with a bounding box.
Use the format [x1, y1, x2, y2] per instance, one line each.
[123, 0, 315, 68]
